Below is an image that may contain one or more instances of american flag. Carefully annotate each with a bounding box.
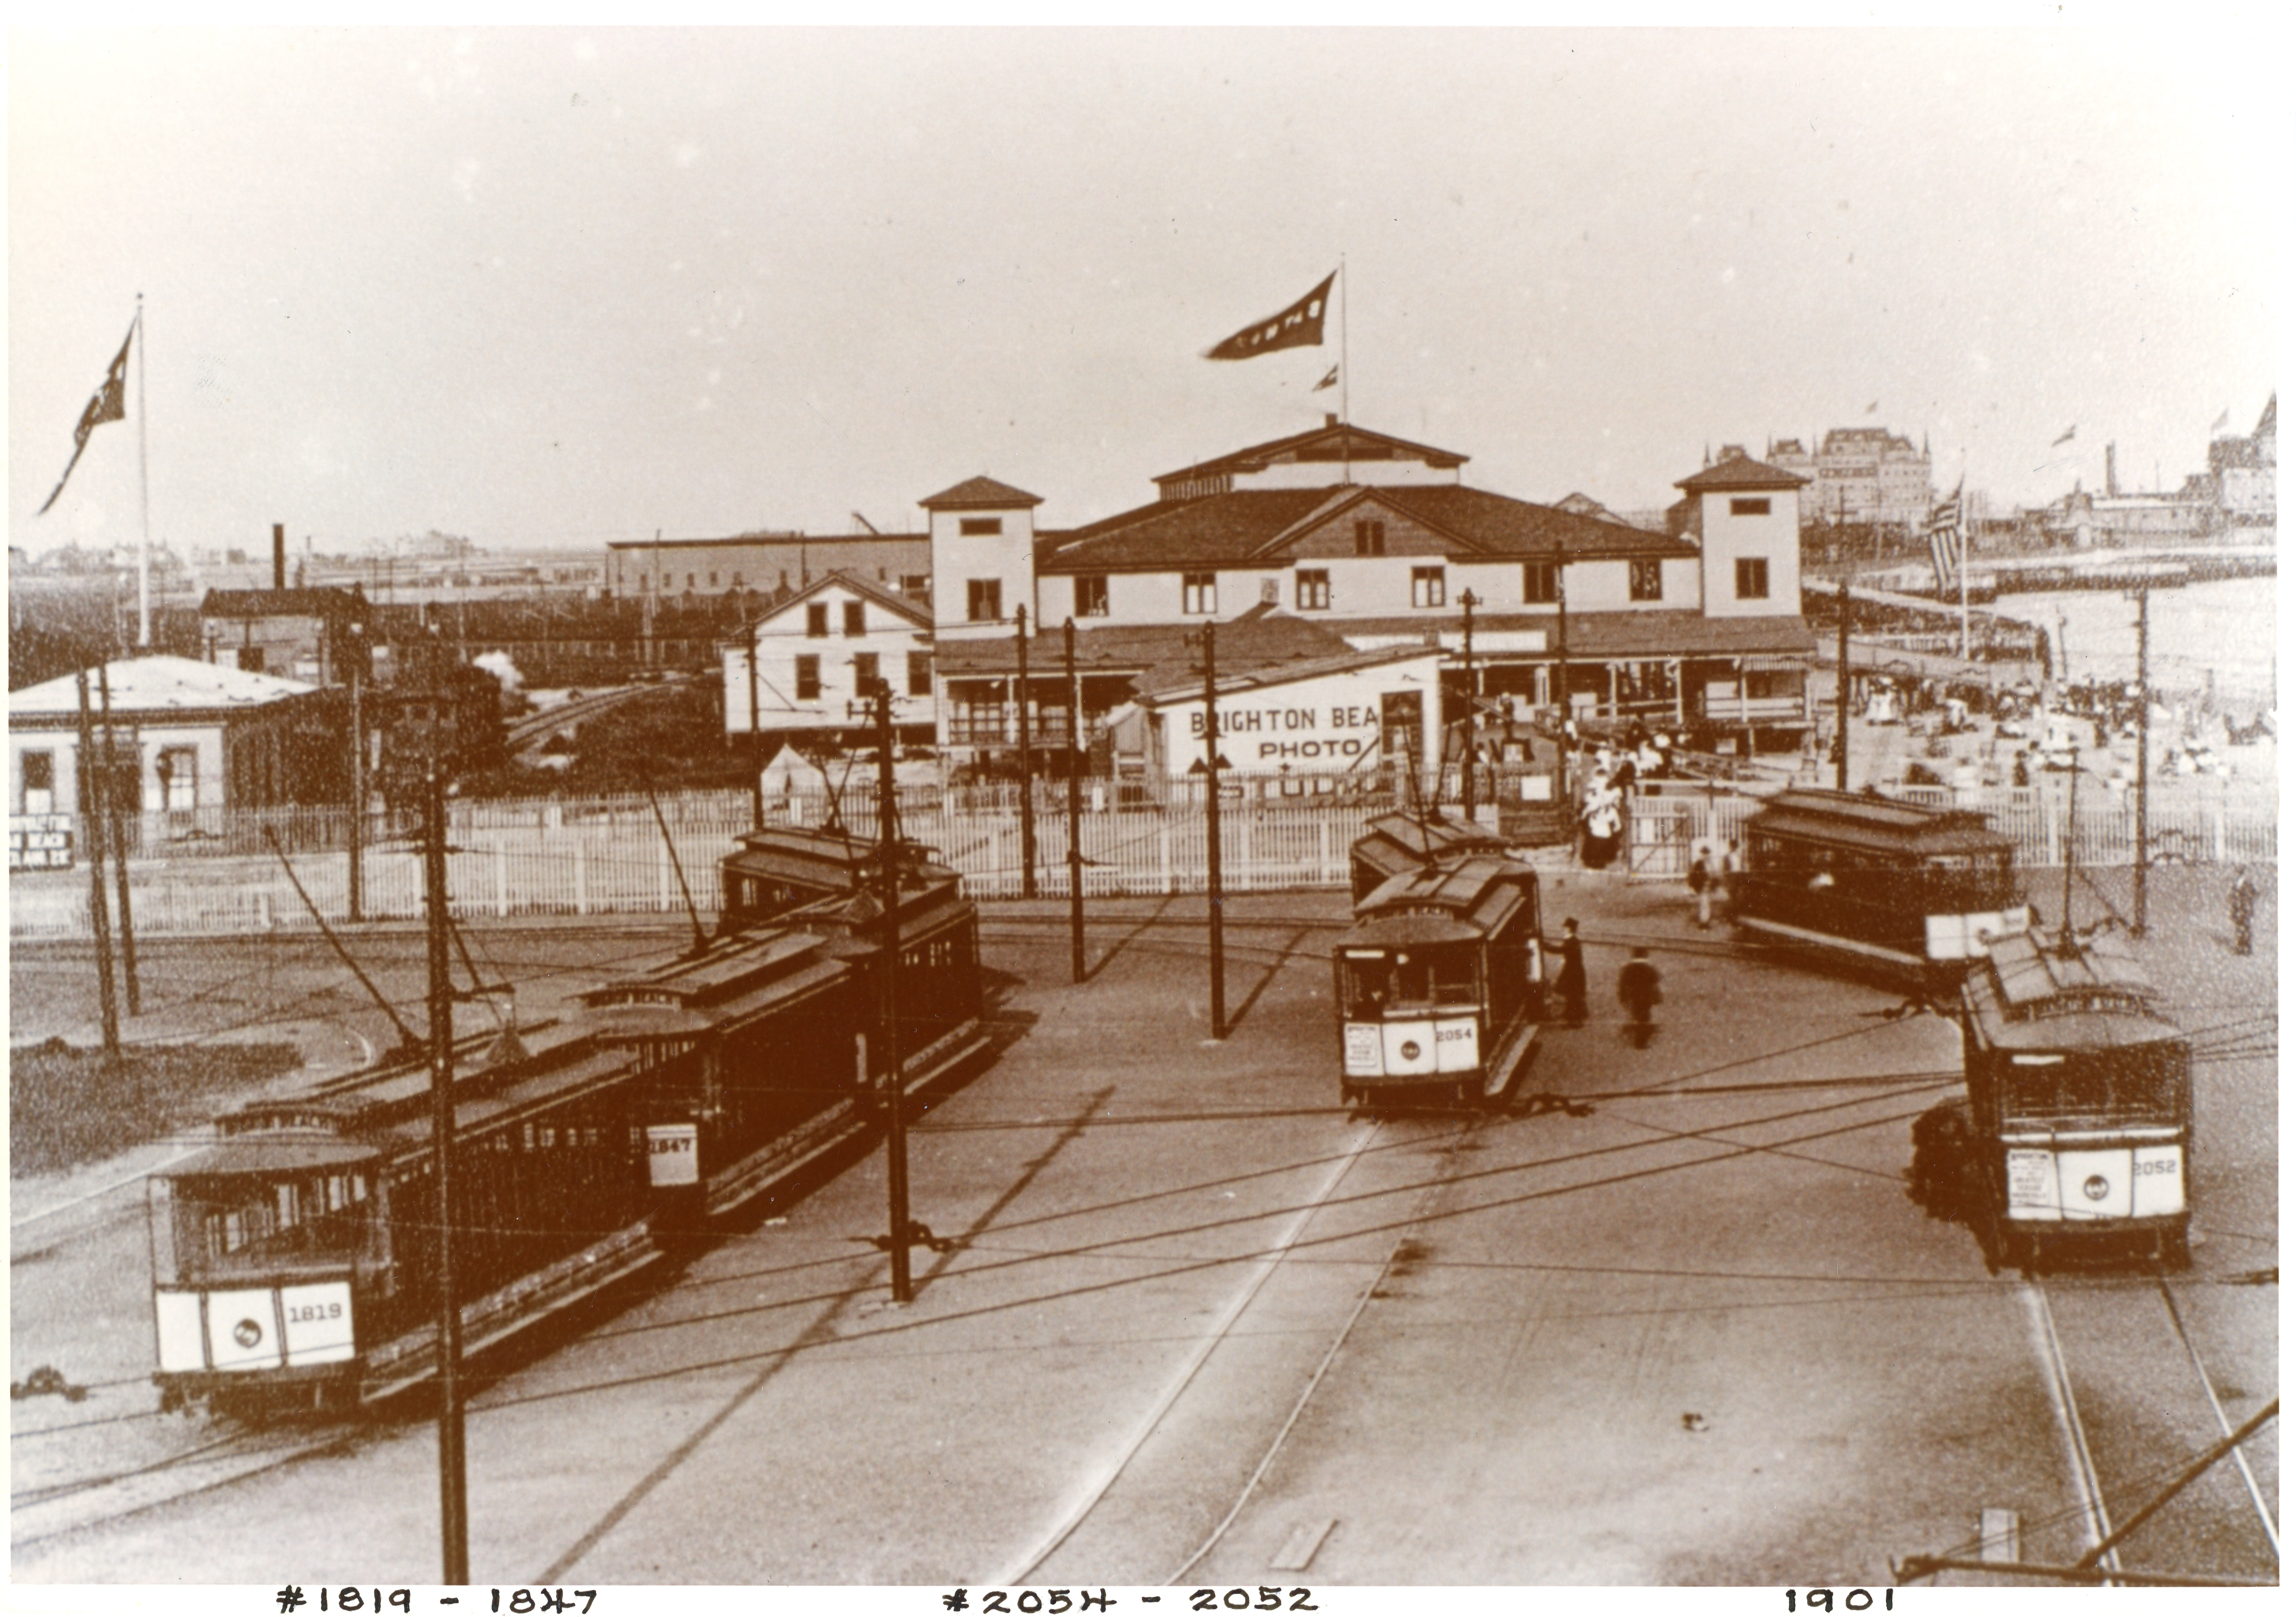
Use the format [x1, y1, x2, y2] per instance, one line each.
[1924, 482, 1965, 594]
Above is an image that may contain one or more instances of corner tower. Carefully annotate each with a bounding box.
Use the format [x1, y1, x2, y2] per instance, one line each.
[921, 476, 1043, 640]
[1671, 447, 1806, 617]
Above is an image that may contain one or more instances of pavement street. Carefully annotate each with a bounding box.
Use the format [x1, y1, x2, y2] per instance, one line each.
[10, 868, 2277, 1586]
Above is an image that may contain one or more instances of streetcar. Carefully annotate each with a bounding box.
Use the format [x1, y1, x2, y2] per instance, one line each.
[1348, 810, 1510, 903]
[151, 834, 986, 1416]
[1335, 851, 1544, 1109]
[1733, 788, 2030, 991]
[1910, 928, 2193, 1273]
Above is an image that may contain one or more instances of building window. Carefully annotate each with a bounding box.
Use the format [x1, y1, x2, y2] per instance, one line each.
[1735, 557, 1770, 600]
[1182, 572, 1217, 615]
[1411, 566, 1447, 609]
[900, 574, 929, 597]
[908, 651, 933, 697]
[20, 750, 54, 815]
[1629, 559, 1663, 602]
[686, 573, 696, 591]
[1729, 497, 1772, 517]
[1296, 569, 1330, 611]
[959, 517, 1002, 537]
[1075, 575, 1110, 617]
[966, 579, 1003, 622]
[1353, 518, 1385, 556]
[853, 652, 880, 691]
[794, 655, 821, 700]
[1523, 561, 1558, 605]
[731, 572, 744, 588]
[843, 600, 866, 637]
[806, 603, 829, 638]
[157, 747, 198, 812]
[709, 572, 719, 587]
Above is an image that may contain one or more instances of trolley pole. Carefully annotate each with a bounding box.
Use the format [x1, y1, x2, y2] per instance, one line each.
[1459, 589, 1478, 822]
[2130, 583, 2150, 938]
[746, 628, 765, 832]
[1064, 617, 1087, 984]
[874, 681, 913, 1304]
[1016, 607, 1037, 898]
[1201, 622, 1226, 1041]
[1835, 581, 1853, 791]
[74, 672, 122, 1060]
[98, 665, 140, 1016]
[424, 762, 470, 1584]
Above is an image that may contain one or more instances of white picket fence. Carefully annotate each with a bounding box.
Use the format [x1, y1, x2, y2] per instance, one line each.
[7, 781, 2272, 940]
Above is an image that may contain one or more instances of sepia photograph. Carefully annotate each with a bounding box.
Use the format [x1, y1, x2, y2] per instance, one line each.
[8, 20, 2279, 1597]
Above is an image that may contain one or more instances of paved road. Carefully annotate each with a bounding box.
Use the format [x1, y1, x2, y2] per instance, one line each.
[10, 875, 2276, 1585]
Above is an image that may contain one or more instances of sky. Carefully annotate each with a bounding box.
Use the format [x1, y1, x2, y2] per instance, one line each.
[7, 25, 2282, 560]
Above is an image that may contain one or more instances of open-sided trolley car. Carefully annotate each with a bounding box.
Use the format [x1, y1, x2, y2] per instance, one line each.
[1335, 851, 1544, 1108]
[1735, 788, 2030, 990]
[150, 830, 985, 1415]
[1348, 810, 1510, 903]
[1911, 928, 2193, 1272]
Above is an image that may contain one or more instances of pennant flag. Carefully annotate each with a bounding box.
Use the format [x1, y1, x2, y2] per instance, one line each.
[2050, 424, 2077, 447]
[1924, 480, 1965, 595]
[2210, 406, 2232, 434]
[39, 322, 135, 515]
[1864, 400, 1879, 415]
[1204, 271, 1336, 361]
[1313, 365, 1339, 392]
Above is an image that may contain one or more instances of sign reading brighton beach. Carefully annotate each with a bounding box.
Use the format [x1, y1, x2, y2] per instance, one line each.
[1187, 701, 1384, 764]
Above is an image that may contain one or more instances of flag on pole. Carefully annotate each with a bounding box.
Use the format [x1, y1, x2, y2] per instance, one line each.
[1313, 366, 1339, 392]
[2050, 424, 2077, 447]
[1204, 271, 1337, 361]
[39, 322, 135, 515]
[1924, 481, 1965, 595]
[2209, 406, 2232, 435]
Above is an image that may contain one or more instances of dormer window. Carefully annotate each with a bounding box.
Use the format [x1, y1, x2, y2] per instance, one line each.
[959, 517, 1003, 537]
[1353, 519, 1386, 557]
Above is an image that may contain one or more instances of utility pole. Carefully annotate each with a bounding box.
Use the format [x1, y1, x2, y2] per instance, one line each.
[1552, 547, 1570, 732]
[1200, 622, 1226, 1040]
[1015, 606, 1037, 898]
[1064, 617, 1086, 984]
[745, 624, 764, 832]
[74, 672, 122, 1060]
[97, 665, 140, 1015]
[1835, 581, 1853, 791]
[873, 680, 913, 1304]
[1459, 589, 1478, 822]
[348, 621, 367, 924]
[423, 761, 469, 1584]
[2131, 583, 2150, 938]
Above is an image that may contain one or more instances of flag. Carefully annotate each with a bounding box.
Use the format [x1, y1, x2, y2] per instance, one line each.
[1313, 365, 1339, 392]
[1204, 271, 1336, 361]
[2050, 424, 2077, 447]
[2210, 406, 2232, 435]
[1924, 480, 1964, 594]
[1864, 400, 1879, 415]
[38, 322, 135, 515]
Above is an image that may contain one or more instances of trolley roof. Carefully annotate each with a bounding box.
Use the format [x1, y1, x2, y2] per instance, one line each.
[721, 825, 961, 905]
[1351, 811, 1510, 890]
[1963, 929, 2183, 1050]
[1745, 788, 2013, 858]
[1345, 853, 1536, 947]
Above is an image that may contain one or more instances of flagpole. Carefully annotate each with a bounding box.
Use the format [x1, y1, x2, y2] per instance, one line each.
[1338, 255, 1351, 486]
[136, 295, 152, 650]
[1956, 464, 1969, 664]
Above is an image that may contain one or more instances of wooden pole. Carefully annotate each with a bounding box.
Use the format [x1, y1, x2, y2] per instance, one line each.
[1202, 623, 1226, 1040]
[424, 762, 469, 1584]
[875, 680, 912, 1304]
[1016, 606, 1037, 899]
[1459, 589, 1478, 821]
[1065, 617, 1086, 984]
[1835, 581, 1853, 791]
[2132, 584, 2150, 938]
[74, 672, 121, 1059]
[97, 665, 139, 1015]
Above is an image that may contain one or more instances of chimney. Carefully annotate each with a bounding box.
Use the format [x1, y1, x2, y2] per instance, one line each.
[2104, 443, 2119, 498]
[273, 523, 286, 591]
[1325, 413, 1339, 429]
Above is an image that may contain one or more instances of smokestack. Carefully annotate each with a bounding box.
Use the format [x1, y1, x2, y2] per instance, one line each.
[273, 523, 286, 591]
[2104, 443, 2119, 499]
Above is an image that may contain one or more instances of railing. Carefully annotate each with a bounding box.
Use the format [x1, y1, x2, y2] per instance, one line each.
[8, 776, 2273, 939]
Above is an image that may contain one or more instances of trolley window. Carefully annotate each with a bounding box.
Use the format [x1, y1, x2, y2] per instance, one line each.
[165, 1170, 377, 1280]
[2000, 1047, 2188, 1126]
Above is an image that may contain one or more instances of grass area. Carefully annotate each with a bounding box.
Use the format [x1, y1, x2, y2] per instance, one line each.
[8, 1038, 303, 1178]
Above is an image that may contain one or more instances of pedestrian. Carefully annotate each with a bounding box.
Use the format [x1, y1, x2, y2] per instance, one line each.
[1554, 917, 1588, 1027]
[1617, 947, 1661, 1049]
[1687, 845, 1713, 929]
[2229, 867, 2258, 955]
[1721, 836, 1745, 920]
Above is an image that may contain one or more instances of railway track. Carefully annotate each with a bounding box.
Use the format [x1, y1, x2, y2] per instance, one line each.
[2017, 1270, 2278, 1585]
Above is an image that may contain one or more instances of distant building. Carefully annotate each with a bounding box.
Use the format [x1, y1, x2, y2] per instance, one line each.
[1767, 428, 1934, 530]
[199, 586, 371, 684]
[719, 571, 937, 749]
[2201, 394, 2276, 527]
[605, 531, 931, 604]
